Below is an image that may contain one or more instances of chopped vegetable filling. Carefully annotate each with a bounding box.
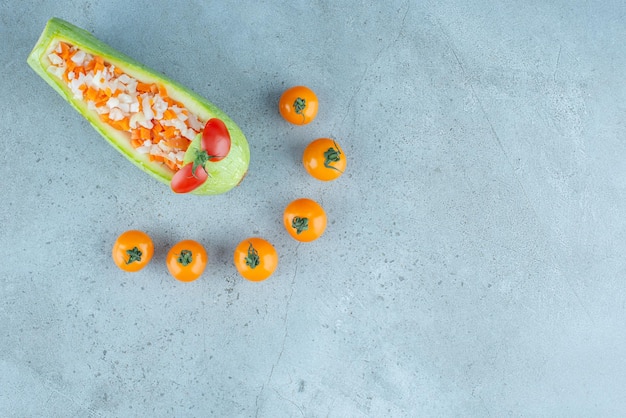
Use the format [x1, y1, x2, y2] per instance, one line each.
[46, 41, 205, 171]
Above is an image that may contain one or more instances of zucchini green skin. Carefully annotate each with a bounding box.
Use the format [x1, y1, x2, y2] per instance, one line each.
[27, 18, 249, 195]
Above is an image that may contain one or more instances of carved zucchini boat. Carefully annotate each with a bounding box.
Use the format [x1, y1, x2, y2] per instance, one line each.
[27, 18, 249, 195]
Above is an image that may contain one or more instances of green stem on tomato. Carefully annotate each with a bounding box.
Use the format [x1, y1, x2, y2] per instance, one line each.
[292, 216, 309, 234]
[294, 97, 306, 123]
[189, 149, 226, 179]
[245, 242, 260, 269]
[125, 247, 143, 264]
[191, 150, 210, 178]
[323, 141, 343, 172]
[177, 250, 193, 266]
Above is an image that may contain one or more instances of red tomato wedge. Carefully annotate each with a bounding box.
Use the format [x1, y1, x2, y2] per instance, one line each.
[202, 118, 231, 162]
[170, 162, 208, 193]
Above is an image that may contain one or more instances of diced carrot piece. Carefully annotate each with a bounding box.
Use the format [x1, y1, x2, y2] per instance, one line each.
[95, 97, 109, 108]
[164, 158, 179, 171]
[65, 59, 76, 73]
[163, 96, 176, 107]
[84, 87, 98, 101]
[164, 137, 190, 150]
[58, 43, 76, 62]
[58, 42, 71, 59]
[163, 126, 177, 138]
[73, 66, 85, 76]
[136, 82, 151, 93]
[152, 120, 163, 133]
[110, 118, 130, 132]
[131, 138, 143, 148]
[150, 154, 165, 163]
[93, 56, 105, 72]
[139, 127, 151, 140]
[94, 90, 105, 102]
[163, 109, 177, 120]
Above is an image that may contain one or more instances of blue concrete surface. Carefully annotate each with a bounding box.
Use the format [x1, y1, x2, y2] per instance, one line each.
[1, 0, 625, 416]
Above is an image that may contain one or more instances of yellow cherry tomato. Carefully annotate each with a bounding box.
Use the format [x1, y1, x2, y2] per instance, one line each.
[166, 240, 207, 282]
[278, 86, 318, 125]
[283, 198, 327, 242]
[233, 237, 278, 282]
[303, 138, 346, 181]
[112, 230, 154, 272]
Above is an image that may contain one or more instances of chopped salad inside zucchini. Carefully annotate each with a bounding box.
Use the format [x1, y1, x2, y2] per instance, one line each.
[27, 18, 249, 195]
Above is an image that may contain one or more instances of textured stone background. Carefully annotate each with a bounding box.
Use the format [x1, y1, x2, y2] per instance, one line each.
[1, 0, 625, 416]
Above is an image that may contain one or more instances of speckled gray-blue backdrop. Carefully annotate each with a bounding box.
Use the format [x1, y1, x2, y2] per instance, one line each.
[1, 0, 625, 416]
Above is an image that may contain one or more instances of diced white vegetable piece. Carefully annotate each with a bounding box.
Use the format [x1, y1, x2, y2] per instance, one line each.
[131, 110, 153, 129]
[71, 50, 85, 64]
[167, 152, 178, 162]
[125, 79, 137, 94]
[106, 80, 119, 93]
[106, 97, 120, 109]
[182, 128, 196, 140]
[47, 65, 63, 78]
[142, 96, 154, 120]
[171, 119, 186, 132]
[139, 119, 154, 129]
[158, 141, 172, 152]
[191, 115, 206, 131]
[129, 102, 140, 113]
[91, 70, 104, 89]
[129, 113, 144, 129]
[150, 144, 163, 155]
[118, 74, 131, 84]
[48, 53, 63, 65]
[109, 108, 124, 121]
[187, 114, 203, 130]
[119, 103, 130, 113]
[118, 93, 133, 104]
[69, 79, 83, 96]
[136, 145, 150, 154]
[176, 151, 186, 161]
[154, 99, 168, 114]
[171, 106, 184, 119]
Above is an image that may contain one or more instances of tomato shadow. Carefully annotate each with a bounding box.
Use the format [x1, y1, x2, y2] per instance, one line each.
[146, 230, 175, 267]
